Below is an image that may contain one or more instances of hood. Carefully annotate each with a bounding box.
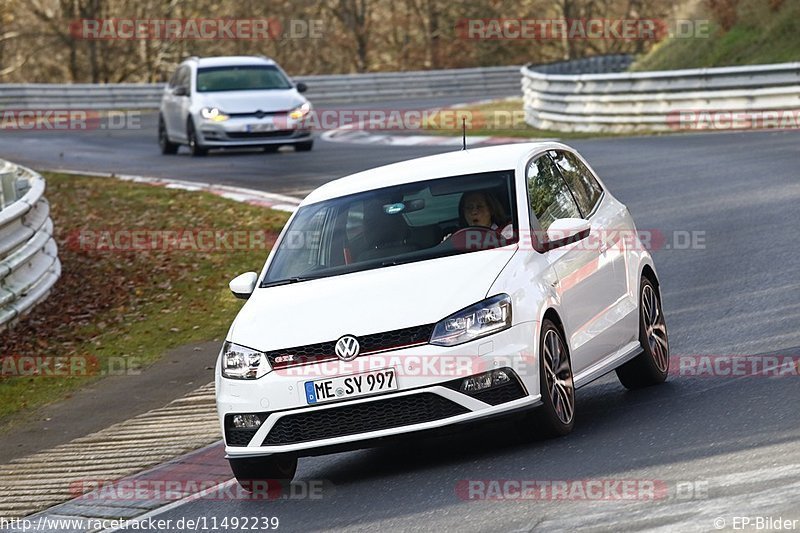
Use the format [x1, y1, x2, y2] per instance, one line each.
[197, 89, 304, 114]
[229, 249, 517, 352]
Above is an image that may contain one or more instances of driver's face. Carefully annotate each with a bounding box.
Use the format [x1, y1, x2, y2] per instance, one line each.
[463, 194, 492, 227]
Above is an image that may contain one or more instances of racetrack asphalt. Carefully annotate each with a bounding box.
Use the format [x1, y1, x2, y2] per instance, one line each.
[1, 98, 799, 531]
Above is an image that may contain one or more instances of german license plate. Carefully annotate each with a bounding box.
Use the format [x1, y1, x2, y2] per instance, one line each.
[304, 368, 397, 405]
[246, 122, 276, 132]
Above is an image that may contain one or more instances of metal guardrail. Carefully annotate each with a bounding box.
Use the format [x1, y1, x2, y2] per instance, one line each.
[0, 66, 522, 110]
[521, 60, 800, 132]
[0, 160, 60, 330]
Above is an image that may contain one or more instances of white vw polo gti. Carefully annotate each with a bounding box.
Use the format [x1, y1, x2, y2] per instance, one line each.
[216, 142, 669, 488]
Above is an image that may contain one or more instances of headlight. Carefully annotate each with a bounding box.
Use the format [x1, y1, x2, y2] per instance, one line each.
[288, 102, 312, 120]
[201, 107, 229, 122]
[430, 294, 512, 347]
[221, 341, 270, 379]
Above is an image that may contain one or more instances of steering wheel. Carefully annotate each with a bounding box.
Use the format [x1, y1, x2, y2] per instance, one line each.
[445, 226, 501, 250]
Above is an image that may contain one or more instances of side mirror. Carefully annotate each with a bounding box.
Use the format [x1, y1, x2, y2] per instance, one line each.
[296, 82, 308, 93]
[542, 218, 590, 251]
[173, 86, 189, 97]
[229, 272, 258, 299]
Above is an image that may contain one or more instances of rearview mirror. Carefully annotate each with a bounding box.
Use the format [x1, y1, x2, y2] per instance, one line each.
[173, 86, 188, 96]
[296, 82, 308, 93]
[229, 272, 258, 299]
[542, 218, 590, 251]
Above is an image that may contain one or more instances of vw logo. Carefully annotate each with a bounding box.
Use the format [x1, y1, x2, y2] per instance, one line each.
[334, 335, 360, 361]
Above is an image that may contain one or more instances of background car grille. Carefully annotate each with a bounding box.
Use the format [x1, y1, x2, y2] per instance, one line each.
[265, 324, 435, 369]
[261, 393, 468, 445]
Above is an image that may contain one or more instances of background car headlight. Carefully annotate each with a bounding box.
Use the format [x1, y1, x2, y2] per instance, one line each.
[221, 341, 270, 379]
[201, 107, 229, 122]
[288, 102, 311, 120]
[430, 294, 512, 347]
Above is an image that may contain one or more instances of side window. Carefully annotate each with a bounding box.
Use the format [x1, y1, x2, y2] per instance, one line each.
[526, 155, 581, 231]
[175, 66, 190, 91]
[551, 150, 603, 216]
[168, 68, 180, 88]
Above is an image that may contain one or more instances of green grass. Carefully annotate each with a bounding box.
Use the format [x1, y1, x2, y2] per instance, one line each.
[0, 173, 289, 423]
[632, 0, 800, 71]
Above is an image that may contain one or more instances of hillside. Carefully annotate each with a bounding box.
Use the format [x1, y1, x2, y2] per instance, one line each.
[632, 0, 800, 71]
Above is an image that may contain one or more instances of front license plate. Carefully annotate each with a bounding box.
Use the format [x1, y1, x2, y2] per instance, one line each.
[304, 368, 397, 405]
[245, 122, 276, 132]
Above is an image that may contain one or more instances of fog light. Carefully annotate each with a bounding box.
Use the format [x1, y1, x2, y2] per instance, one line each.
[460, 369, 512, 393]
[232, 414, 262, 429]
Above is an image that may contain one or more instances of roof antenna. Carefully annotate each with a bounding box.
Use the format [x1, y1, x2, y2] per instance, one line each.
[461, 117, 467, 151]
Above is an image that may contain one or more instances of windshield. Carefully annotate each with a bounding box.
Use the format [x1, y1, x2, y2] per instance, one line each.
[262, 170, 518, 285]
[196, 65, 292, 92]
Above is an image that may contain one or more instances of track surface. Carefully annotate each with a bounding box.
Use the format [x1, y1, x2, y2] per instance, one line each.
[1, 102, 799, 532]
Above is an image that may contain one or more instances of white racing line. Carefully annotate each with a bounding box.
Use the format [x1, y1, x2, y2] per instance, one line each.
[321, 97, 557, 146]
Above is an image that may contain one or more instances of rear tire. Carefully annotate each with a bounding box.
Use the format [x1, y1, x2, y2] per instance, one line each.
[615, 276, 669, 389]
[158, 116, 179, 155]
[295, 140, 313, 152]
[187, 119, 208, 157]
[521, 319, 575, 439]
[229, 455, 297, 493]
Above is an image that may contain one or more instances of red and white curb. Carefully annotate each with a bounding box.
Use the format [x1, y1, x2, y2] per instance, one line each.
[41, 169, 303, 213]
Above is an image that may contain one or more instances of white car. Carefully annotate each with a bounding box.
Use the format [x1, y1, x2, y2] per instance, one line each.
[216, 142, 669, 488]
[158, 56, 313, 156]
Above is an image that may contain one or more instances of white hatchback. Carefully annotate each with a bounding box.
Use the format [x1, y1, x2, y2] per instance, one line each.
[216, 142, 669, 488]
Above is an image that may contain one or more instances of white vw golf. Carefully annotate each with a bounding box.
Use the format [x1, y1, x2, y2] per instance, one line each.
[216, 142, 669, 488]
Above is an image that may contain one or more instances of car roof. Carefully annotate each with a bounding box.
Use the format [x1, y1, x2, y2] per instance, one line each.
[301, 141, 569, 205]
[188, 56, 277, 68]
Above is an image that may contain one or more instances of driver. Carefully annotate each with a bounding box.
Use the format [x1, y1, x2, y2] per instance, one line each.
[458, 191, 514, 239]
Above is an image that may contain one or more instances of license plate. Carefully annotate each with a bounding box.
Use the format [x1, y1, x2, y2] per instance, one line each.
[246, 122, 276, 132]
[304, 368, 397, 405]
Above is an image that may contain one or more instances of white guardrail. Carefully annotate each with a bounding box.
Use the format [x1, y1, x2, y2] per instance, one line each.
[0, 66, 522, 109]
[0, 160, 60, 330]
[521, 61, 800, 133]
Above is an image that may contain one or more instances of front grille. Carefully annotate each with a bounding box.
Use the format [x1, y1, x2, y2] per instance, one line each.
[262, 393, 468, 445]
[227, 130, 297, 139]
[225, 428, 259, 447]
[265, 324, 435, 369]
[226, 110, 287, 118]
[471, 380, 527, 405]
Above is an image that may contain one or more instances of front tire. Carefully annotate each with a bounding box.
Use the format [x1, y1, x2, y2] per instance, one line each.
[229, 455, 297, 493]
[187, 119, 208, 157]
[615, 276, 669, 389]
[158, 116, 179, 155]
[521, 319, 575, 439]
[295, 140, 313, 152]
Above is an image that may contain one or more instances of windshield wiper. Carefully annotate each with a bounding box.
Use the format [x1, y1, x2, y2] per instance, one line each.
[260, 276, 316, 288]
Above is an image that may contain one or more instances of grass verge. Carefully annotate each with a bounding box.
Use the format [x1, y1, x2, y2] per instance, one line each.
[420, 99, 619, 140]
[0, 173, 289, 424]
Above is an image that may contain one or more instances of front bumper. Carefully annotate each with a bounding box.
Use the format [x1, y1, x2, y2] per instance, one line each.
[195, 114, 312, 147]
[217, 321, 541, 457]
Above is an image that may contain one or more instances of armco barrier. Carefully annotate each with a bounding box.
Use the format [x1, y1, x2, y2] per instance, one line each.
[521, 60, 800, 133]
[0, 160, 60, 330]
[0, 66, 522, 110]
